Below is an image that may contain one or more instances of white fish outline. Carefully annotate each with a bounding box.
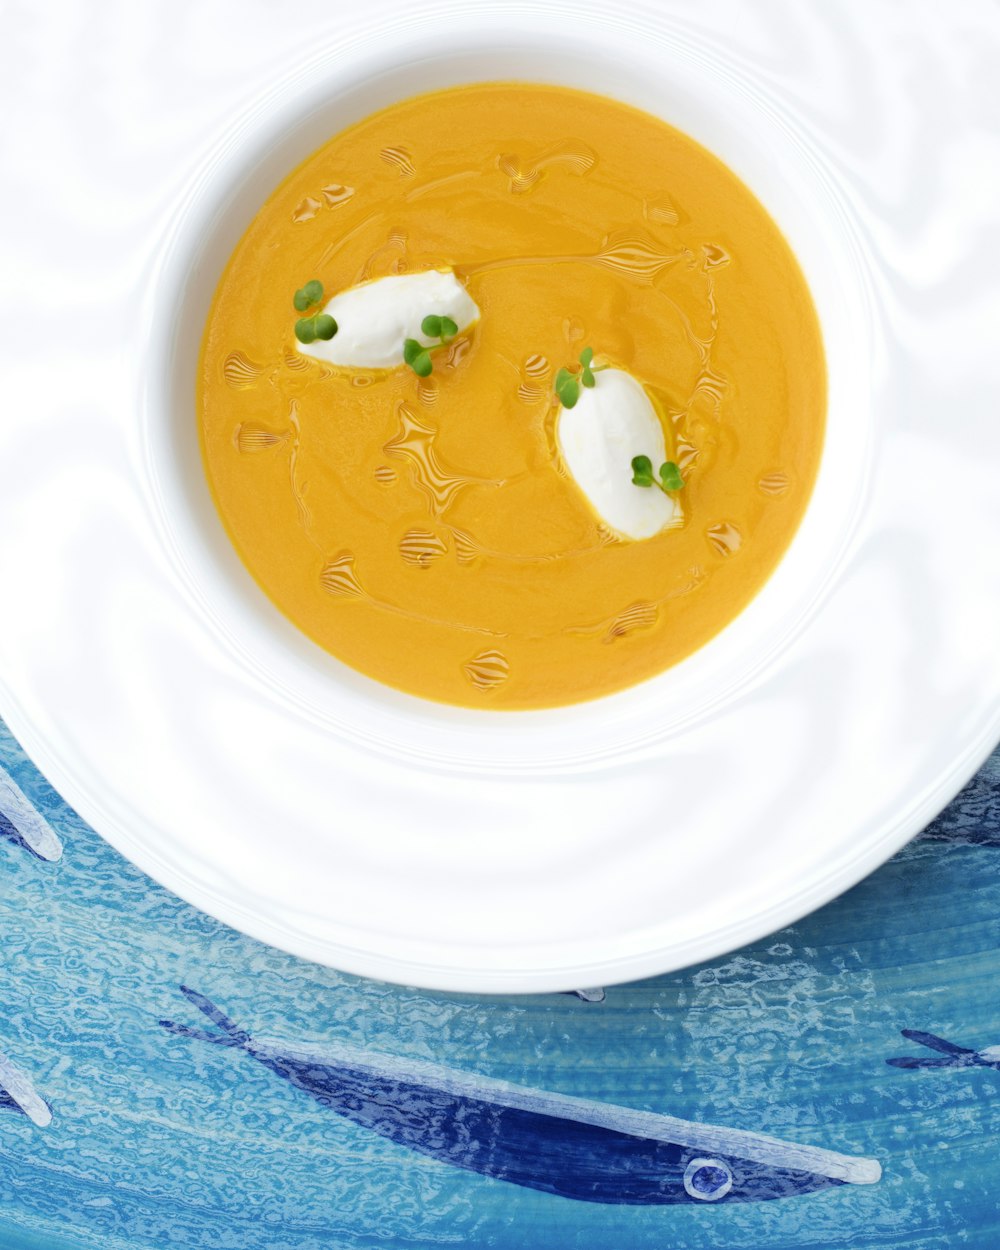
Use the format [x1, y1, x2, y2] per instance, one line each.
[0, 1050, 52, 1128]
[0, 764, 63, 862]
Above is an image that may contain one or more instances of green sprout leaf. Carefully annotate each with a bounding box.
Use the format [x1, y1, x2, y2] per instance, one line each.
[403, 337, 434, 377]
[407, 314, 463, 378]
[659, 461, 684, 491]
[294, 312, 338, 344]
[555, 367, 581, 409]
[421, 314, 443, 338]
[632, 455, 685, 495]
[579, 346, 598, 385]
[420, 314, 460, 344]
[292, 280, 336, 345]
[293, 279, 324, 312]
[555, 346, 601, 406]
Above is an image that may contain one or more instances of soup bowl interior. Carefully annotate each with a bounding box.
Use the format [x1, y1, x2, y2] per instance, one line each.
[147, 19, 871, 771]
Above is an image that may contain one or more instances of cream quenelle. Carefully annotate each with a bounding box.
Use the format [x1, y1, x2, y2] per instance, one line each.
[296, 270, 479, 369]
[556, 368, 681, 540]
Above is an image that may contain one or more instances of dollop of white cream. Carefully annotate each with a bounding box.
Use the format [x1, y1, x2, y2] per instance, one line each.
[297, 269, 479, 369]
[556, 368, 681, 541]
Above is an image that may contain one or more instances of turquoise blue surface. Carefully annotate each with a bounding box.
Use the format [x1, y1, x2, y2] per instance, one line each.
[1, 713, 999, 1248]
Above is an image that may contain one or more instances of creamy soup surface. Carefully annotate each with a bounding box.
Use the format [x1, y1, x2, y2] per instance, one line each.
[199, 83, 825, 708]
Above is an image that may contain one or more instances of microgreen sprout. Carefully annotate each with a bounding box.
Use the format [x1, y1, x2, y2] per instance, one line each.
[554, 346, 602, 409]
[292, 280, 338, 344]
[293, 280, 324, 312]
[578, 346, 596, 386]
[402, 314, 460, 376]
[403, 338, 434, 377]
[631, 455, 685, 494]
[421, 314, 458, 343]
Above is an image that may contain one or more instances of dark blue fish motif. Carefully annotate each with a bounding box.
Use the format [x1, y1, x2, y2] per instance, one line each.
[887, 1030, 1000, 1071]
[0, 764, 62, 862]
[161, 987, 880, 1206]
[0, 1050, 51, 1127]
[918, 753, 1000, 847]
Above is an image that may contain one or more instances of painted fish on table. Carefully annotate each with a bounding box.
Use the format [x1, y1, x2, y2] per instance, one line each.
[0, 1050, 51, 1128]
[161, 987, 880, 1206]
[888, 1029, 1000, 1071]
[918, 754, 1000, 847]
[0, 764, 62, 862]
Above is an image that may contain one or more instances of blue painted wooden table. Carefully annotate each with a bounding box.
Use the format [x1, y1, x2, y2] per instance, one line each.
[1, 714, 998, 1249]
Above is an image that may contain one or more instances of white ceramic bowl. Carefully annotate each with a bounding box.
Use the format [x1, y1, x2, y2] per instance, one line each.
[152, 26, 871, 769]
[2, 7, 999, 992]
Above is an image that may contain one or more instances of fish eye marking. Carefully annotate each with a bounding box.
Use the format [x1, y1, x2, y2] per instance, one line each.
[684, 1157, 734, 1202]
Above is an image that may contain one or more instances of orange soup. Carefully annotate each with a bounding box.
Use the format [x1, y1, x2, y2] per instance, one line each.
[199, 83, 825, 708]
